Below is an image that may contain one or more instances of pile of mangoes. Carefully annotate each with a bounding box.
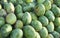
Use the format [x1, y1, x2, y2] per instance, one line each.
[0, 0, 60, 38]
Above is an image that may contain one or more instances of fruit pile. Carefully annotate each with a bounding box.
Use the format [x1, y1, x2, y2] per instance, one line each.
[0, 0, 60, 38]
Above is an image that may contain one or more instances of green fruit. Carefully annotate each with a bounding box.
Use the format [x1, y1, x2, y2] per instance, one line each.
[17, 13, 23, 20]
[46, 34, 54, 38]
[51, 31, 60, 38]
[4, 2, 15, 13]
[35, 32, 41, 38]
[0, 4, 2, 9]
[1, 24, 12, 37]
[39, 27, 48, 38]
[23, 25, 36, 38]
[24, 0, 34, 3]
[16, 0, 23, 5]
[23, 3, 35, 12]
[10, 29, 23, 38]
[15, 20, 23, 29]
[56, 26, 60, 33]
[51, 4, 60, 16]
[1, 0, 7, 3]
[0, 9, 7, 16]
[43, 0, 51, 10]
[37, 0, 45, 4]
[45, 10, 55, 21]
[54, 0, 60, 7]
[35, 4, 45, 16]
[0, 17, 5, 27]
[8, 0, 16, 4]
[54, 17, 60, 26]
[22, 12, 32, 24]
[31, 20, 42, 31]
[39, 16, 49, 26]
[6, 13, 17, 25]
[0, 32, 2, 38]
[15, 4, 22, 14]
[30, 12, 37, 20]
[49, 0, 53, 4]
[46, 22, 54, 32]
